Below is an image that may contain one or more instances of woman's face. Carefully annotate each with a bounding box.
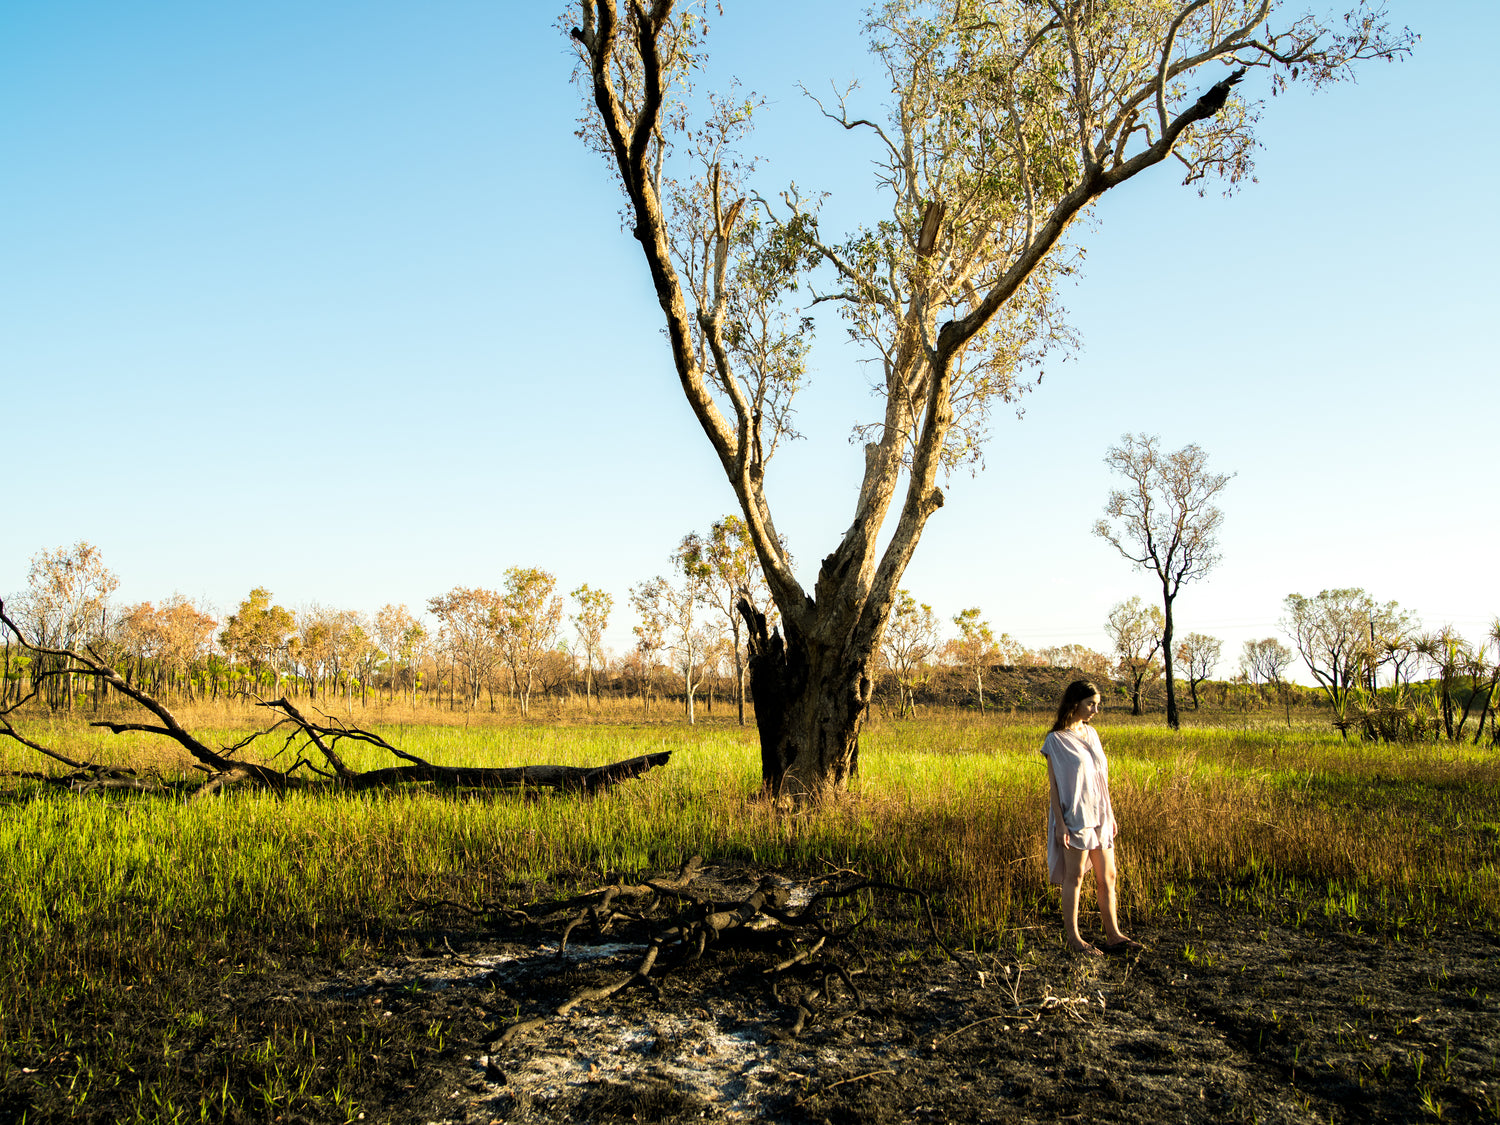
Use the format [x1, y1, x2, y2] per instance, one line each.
[1072, 694, 1101, 724]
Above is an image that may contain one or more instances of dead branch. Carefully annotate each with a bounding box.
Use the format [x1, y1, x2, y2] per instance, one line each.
[491, 857, 951, 1047]
[0, 765, 163, 793]
[0, 601, 295, 790]
[261, 696, 669, 794]
[0, 598, 671, 798]
[1, 713, 93, 771]
[793, 1068, 896, 1108]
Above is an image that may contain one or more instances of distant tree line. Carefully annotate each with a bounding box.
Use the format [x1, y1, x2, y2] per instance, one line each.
[5, 543, 1494, 744]
[0, 530, 774, 725]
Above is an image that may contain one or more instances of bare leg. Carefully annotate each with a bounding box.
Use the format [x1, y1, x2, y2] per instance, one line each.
[1089, 847, 1136, 947]
[1061, 845, 1100, 954]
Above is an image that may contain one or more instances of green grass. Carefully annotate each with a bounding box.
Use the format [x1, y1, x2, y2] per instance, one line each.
[3, 710, 1496, 956]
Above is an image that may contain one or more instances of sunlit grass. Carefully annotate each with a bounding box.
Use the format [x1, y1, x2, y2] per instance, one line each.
[0, 708, 1495, 983]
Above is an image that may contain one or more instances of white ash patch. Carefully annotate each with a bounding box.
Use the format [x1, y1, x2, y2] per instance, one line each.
[326, 939, 863, 1124]
[468, 1011, 784, 1121]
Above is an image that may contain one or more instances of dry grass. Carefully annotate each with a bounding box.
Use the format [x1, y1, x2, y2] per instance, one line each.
[0, 705, 1495, 956]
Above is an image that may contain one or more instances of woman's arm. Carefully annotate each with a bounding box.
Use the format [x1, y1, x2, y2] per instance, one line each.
[1046, 766, 1067, 845]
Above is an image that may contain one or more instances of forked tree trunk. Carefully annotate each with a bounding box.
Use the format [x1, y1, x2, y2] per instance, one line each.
[741, 602, 873, 799]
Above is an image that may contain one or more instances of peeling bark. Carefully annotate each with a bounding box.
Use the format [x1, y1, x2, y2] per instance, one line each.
[741, 599, 869, 799]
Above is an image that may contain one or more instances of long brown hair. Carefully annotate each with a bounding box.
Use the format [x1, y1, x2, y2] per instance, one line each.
[1051, 680, 1100, 732]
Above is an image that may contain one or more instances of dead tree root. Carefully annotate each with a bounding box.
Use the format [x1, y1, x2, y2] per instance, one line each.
[489, 856, 953, 1048]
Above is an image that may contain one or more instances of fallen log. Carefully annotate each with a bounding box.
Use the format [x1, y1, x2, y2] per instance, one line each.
[340, 753, 671, 792]
[0, 598, 671, 797]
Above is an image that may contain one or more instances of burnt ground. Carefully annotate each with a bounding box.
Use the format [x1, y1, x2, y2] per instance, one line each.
[2, 864, 1497, 1124]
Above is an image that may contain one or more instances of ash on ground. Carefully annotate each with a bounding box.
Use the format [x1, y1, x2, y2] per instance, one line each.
[307, 881, 1500, 1124]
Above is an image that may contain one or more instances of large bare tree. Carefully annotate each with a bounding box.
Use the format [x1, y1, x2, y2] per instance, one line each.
[1094, 433, 1232, 729]
[567, 0, 1412, 797]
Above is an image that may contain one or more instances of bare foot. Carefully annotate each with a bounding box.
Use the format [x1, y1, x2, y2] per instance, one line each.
[1067, 940, 1103, 956]
[1102, 937, 1143, 954]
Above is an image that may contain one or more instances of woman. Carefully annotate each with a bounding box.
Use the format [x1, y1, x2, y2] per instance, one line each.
[1041, 680, 1141, 956]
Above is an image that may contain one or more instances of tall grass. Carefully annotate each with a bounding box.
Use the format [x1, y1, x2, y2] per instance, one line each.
[0, 710, 1495, 988]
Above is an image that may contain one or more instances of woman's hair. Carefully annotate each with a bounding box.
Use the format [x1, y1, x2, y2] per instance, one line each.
[1051, 680, 1100, 732]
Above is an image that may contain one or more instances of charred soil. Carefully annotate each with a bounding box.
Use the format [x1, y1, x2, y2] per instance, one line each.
[3, 863, 1497, 1124]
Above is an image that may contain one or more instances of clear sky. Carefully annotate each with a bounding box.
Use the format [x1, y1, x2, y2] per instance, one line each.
[2, 1, 1495, 681]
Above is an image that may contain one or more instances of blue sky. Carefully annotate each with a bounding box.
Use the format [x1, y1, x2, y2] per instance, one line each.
[2, 1, 1495, 680]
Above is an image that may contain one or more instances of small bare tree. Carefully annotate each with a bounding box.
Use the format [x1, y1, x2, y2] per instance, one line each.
[1105, 596, 1164, 716]
[950, 607, 997, 713]
[426, 587, 502, 709]
[1174, 631, 1222, 710]
[1241, 636, 1294, 724]
[1241, 637, 1293, 693]
[570, 584, 613, 709]
[15, 542, 118, 710]
[1095, 434, 1232, 729]
[631, 574, 711, 724]
[676, 516, 775, 726]
[374, 604, 419, 703]
[881, 589, 938, 718]
[497, 568, 565, 717]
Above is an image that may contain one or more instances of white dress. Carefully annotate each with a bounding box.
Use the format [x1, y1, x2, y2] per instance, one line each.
[1040, 724, 1117, 885]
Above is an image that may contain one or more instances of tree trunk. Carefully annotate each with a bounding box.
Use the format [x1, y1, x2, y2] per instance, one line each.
[1161, 587, 1179, 730]
[1473, 678, 1497, 746]
[1130, 671, 1143, 716]
[734, 641, 746, 726]
[741, 602, 871, 800]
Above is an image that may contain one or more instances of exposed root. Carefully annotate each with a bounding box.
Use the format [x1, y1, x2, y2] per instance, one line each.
[489, 856, 950, 1048]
